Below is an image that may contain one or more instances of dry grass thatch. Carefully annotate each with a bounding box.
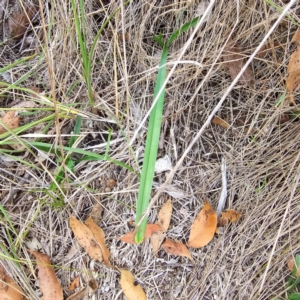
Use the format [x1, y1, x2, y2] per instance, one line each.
[0, 0, 300, 299]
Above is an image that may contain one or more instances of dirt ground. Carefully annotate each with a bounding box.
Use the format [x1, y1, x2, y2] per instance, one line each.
[1, 0, 300, 299]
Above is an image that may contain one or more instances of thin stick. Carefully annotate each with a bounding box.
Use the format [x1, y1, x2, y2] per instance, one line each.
[217, 157, 227, 217]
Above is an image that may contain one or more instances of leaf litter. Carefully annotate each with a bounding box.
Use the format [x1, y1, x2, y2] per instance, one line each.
[150, 199, 172, 254]
[162, 239, 193, 262]
[217, 209, 242, 227]
[69, 275, 80, 291]
[28, 250, 63, 300]
[287, 30, 300, 106]
[0, 111, 19, 134]
[120, 269, 147, 300]
[188, 200, 217, 248]
[223, 37, 254, 85]
[0, 265, 24, 300]
[69, 215, 111, 266]
[119, 224, 163, 244]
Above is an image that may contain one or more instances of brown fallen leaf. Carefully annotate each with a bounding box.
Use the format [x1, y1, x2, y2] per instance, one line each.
[120, 224, 163, 244]
[85, 216, 111, 266]
[106, 178, 117, 190]
[217, 209, 242, 227]
[150, 199, 172, 254]
[287, 256, 300, 277]
[70, 216, 111, 266]
[162, 239, 193, 262]
[88, 279, 98, 291]
[69, 275, 80, 291]
[188, 200, 217, 248]
[150, 231, 166, 255]
[212, 117, 230, 129]
[120, 270, 147, 300]
[0, 265, 24, 300]
[69, 216, 102, 262]
[157, 199, 172, 232]
[223, 37, 254, 85]
[28, 250, 63, 300]
[8, 5, 38, 40]
[0, 111, 20, 134]
[287, 31, 300, 106]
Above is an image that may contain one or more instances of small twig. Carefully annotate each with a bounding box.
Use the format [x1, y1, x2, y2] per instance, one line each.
[217, 157, 227, 217]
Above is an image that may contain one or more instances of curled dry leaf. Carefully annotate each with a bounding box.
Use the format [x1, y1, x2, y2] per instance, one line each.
[70, 216, 111, 266]
[150, 199, 172, 254]
[217, 209, 242, 227]
[212, 116, 230, 129]
[120, 270, 147, 300]
[69, 275, 80, 291]
[223, 37, 254, 85]
[162, 239, 193, 262]
[0, 265, 24, 300]
[287, 31, 300, 107]
[0, 111, 19, 134]
[188, 200, 217, 248]
[119, 224, 163, 244]
[28, 250, 63, 300]
[287, 257, 300, 277]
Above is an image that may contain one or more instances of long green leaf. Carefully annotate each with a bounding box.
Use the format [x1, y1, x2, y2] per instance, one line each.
[29, 141, 136, 174]
[135, 15, 201, 243]
[135, 46, 168, 243]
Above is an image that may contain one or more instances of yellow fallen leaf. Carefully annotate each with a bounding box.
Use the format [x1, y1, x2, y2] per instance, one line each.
[287, 31, 300, 106]
[120, 270, 147, 300]
[28, 250, 63, 300]
[188, 200, 217, 248]
[217, 209, 242, 227]
[162, 239, 193, 262]
[85, 216, 111, 266]
[69, 216, 103, 262]
[0, 111, 19, 134]
[0, 265, 24, 300]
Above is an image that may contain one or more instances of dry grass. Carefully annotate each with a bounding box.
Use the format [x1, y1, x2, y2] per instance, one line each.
[1, 0, 300, 299]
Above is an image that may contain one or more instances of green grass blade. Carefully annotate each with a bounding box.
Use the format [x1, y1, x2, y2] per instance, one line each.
[135, 15, 201, 243]
[167, 16, 200, 47]
[135, 46, 168, 244]
[289, 294, 300, 300]
[0, 54, 37, 74]
[29, 141, 136, 174]
[69, 116, 82, 147]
